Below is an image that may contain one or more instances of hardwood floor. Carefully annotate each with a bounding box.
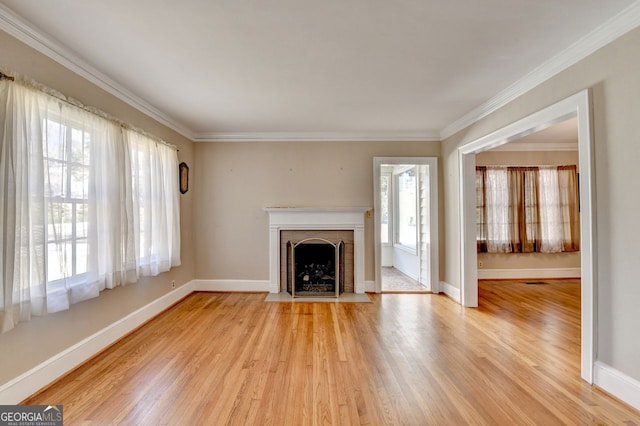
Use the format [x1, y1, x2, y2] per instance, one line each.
[25, 281, 640, 425]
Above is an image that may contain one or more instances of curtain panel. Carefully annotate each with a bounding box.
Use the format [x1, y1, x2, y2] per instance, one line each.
[476, 165, 579, 254]
[0, 79, 180, 333]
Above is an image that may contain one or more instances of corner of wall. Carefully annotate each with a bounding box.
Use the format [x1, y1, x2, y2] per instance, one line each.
[594, 361, 640, 411]
[0, 281, 195, 404]
[440, 281, 461, 303]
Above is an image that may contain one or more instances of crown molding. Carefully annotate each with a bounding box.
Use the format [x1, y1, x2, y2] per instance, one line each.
[440, 1, 640, 140]
[490, 141, 578, 152]
[193, 131, 441, 142]
[3, 2, 639, 144]
[0, 4, 438, 144]
[0, 4, 195, 141]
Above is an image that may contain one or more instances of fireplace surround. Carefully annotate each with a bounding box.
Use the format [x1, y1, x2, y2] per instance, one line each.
[265, 207, 369, 294]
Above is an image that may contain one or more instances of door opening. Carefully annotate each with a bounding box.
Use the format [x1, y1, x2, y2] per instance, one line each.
[374, 157, 438, 294]
[458, 90, 595, 383]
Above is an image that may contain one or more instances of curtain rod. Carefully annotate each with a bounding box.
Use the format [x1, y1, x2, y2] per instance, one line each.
[0, 71, 15, 81]
[0, 69, 178, 152]
[476, 165, 576, 168]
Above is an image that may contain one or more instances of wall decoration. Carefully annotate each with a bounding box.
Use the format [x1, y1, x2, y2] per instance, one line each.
[179, 162, 189, 194]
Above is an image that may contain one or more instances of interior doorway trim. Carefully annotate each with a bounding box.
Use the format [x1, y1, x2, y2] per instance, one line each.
[457, 89, 596, 383]
[373, 157, 439, 294]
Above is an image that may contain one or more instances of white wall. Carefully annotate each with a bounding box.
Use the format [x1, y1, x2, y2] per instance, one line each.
[381, 245, 393, 266]
[393, 247, 419, 280]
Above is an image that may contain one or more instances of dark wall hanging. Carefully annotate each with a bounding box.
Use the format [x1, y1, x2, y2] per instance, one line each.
[179, 162, 189, 194]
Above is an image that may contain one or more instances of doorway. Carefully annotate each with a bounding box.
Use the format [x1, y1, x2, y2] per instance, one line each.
[457, 90, 595, 383]
[476, 117, 581, 281]
[373, 157, 439, 294]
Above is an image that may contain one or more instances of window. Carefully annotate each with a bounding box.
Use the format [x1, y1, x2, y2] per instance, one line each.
[127, 129, 181, 276]
[395, 167, 417, 251]
[484, 167, 510, 253]
[43, 118, 90, 287]
[0, 79, 181, 333]
[476, 165, 579, 253]
[476, 168, 486, 251]
[380, 173, 391, 244]
[538, 167, 563, 252]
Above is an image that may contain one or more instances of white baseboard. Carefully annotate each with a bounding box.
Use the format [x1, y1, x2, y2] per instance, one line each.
[477, 267, 581, 280]
[594, 361, 640, 410]
[440, 281, 460, 303]
[365, 280, 376, 293]
[0, 281, 194, 405]
[192, 279, 270, 292]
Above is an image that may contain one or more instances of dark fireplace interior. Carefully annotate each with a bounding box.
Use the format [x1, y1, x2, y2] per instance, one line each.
[287, 238, 344, 297]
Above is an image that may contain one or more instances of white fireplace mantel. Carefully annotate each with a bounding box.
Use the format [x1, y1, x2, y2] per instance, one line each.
[264, 207, 370, 294]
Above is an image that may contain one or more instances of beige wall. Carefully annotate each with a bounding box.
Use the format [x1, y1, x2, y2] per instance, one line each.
[442, 27, 640, 380]
[0, 31, 195, 385]
[3, 14, 639, 398]
[193, 141, 440, 281]
[476, 150, 580, 271]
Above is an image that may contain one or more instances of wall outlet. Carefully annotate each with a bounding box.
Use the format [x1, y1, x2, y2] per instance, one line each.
[478, 260, 484, 268]
[171, 280, 176, 289]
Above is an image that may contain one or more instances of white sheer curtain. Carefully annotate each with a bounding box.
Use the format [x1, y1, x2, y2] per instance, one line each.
[85, 117, 137, 296]
[485, 167, 512, 253]
[477, 165, 579, 254]
[0, 81, 47, 332]
[42, 99, 119, 312]
[538, 167, 563, 252]
[1, 79, 180, 333]
[127, 130, 181, 277]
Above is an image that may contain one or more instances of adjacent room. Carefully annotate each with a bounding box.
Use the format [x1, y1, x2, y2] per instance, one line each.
[1, 0, 640, 423]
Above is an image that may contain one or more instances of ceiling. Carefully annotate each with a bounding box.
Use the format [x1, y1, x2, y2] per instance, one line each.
[492, 117, 578, 151]
[0, 0, 637, 142]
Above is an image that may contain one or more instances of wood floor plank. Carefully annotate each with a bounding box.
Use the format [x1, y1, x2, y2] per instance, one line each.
[23, 282, 640, 425]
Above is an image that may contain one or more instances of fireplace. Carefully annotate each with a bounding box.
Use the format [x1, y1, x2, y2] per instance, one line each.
[264, 207, 369, 294]
[280, 229, 354, 295]
[287, 238, 344, 297]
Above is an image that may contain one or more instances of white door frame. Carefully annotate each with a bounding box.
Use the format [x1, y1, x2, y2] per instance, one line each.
[374, 157, 439, 294]
[457, 89, 596, 383]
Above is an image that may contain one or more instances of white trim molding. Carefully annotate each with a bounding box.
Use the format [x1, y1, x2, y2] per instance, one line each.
[0, 4, 194, 141]
[0, 279, 277, 404]
[440, 281, 461, 303]
[441, 2, 640, 139]
[192, 279, 270, 292]
[373, 157, 440, 294]
[3, 1, 640, 144]
[477, 268, 581, 280]
[458, 90, 596, 384]
[264, 207, 370, 294]
[594, 361, 640, 411]
[193, 131, 441, 143]
[0, 281, 194, 405]
[365, 280, 376, 293]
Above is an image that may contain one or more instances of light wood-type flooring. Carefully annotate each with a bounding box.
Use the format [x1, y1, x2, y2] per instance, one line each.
[25, 279, 640, 424]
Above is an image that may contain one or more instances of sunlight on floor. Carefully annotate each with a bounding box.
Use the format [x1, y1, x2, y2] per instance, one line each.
[381, 267, 429, 292]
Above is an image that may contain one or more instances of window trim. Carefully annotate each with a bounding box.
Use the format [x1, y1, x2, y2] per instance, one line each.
[393, 165, 418, 255]
[380, 172, 392, 247]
